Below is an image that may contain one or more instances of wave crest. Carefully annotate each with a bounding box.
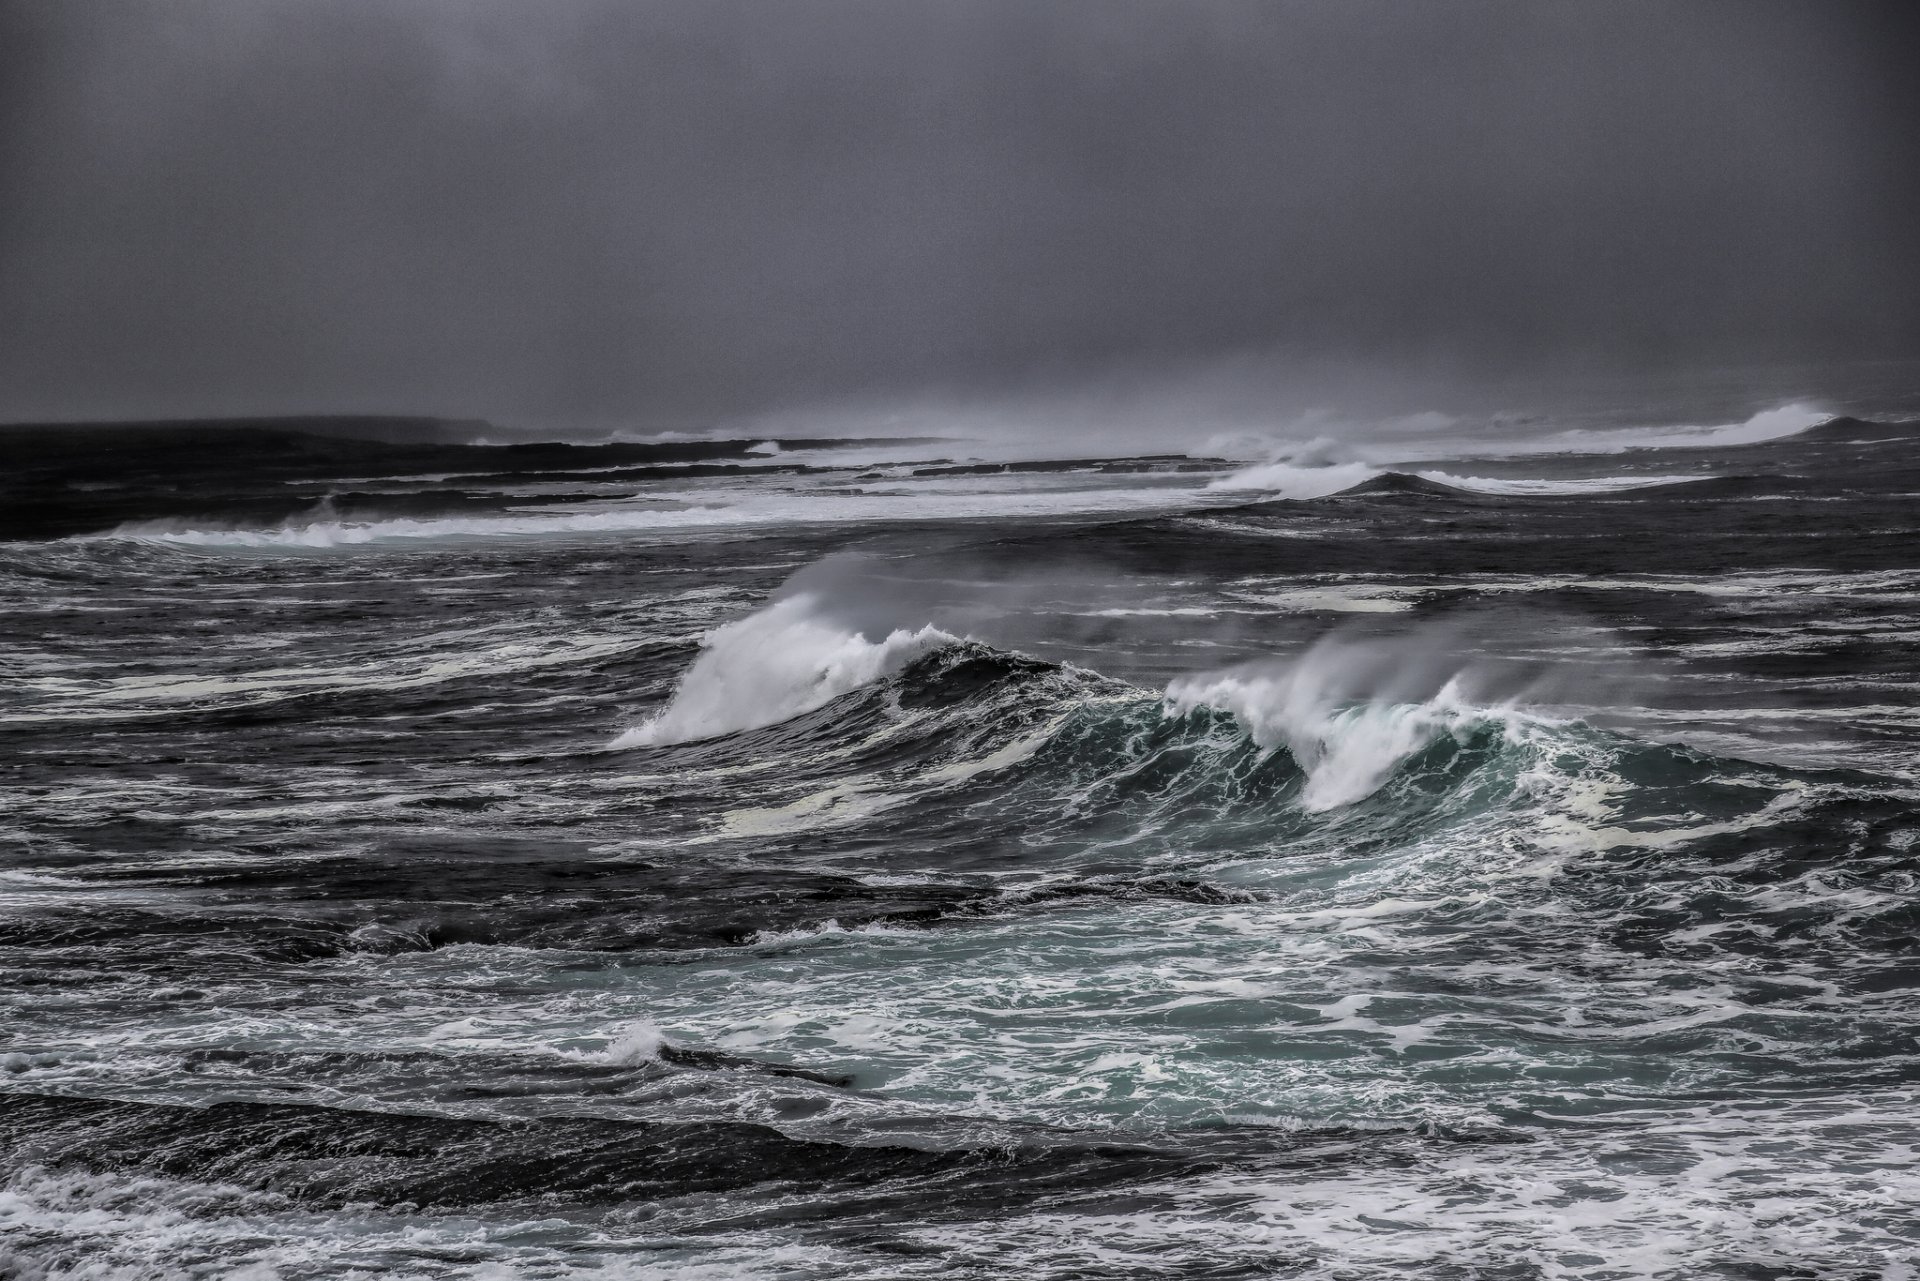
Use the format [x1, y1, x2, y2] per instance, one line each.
[611, 594, 957, 747]
[1166, 673, 1499, 812]
[1163, 629, 1560, 811]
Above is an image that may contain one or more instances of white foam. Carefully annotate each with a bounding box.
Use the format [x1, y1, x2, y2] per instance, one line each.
[1455, 401, 1832, 458]
[89, 483, 1218, 548]
[0, 1164, 849, 1280]
[568, 1021, 668, 1064]
[611, 593, 955, 747]
[1168, 667, 1487, 810]
[1233, 584, 1417, 613]
[0, 625, 647, 725]
[1163, 627, 1563, 811]
[718, 776, 907, 837]
[1206, 459, 1379, 497]
[1419, 471, 1706, 495]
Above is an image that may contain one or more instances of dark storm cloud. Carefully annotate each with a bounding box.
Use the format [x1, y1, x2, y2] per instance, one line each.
[0, 0, 1914, 425]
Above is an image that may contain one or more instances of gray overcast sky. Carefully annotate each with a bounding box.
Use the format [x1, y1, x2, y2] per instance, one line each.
[1, 0, 1915, 428]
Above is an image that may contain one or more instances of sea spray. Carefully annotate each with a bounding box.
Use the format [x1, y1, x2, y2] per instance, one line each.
[612, 593, 957, 747]
[1162, 621, 1588, 810]
[1205, 436, 1381, 496]
[1166, 671, 1491, 810]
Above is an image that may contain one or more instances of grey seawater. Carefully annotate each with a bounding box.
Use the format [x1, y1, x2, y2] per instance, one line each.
[3, 418, 1920, 1279]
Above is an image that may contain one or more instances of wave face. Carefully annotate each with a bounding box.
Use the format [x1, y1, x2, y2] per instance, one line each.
[4, 406, 1920, 1278]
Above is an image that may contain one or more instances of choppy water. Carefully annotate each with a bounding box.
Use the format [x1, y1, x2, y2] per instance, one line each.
[3, 406, 1920, 1279]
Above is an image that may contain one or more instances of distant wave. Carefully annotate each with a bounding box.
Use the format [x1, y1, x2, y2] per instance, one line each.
[1458, 401, 1833, 458]
[1595, 401, 1832, 451]
[1212, 462, 1708, 499]
[84, 485, 1214, 547]
[1406, 470, 1708, 496]
[1206, 459, 1380, 497]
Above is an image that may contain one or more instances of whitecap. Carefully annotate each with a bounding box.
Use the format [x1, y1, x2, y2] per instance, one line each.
[1205, 459, 1380, 497]
[611, 593, 956, 747]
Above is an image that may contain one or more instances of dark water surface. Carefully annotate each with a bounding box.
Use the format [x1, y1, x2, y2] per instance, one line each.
[3, 410, 1919, 1278]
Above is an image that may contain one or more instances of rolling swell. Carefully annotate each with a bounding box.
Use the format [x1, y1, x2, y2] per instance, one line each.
[617, 601, 1862, 878]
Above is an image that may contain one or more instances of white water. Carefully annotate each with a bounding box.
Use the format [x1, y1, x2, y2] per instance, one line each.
[1205, 458, 1380, 497]
[1202, 401, 1831, 496]
[1416, 470, 1705, 495]
[1165, 629, 1555, 810]
[1168, 671, 1493, 811]
[66, 402, 1839, 550]
[612, 594, 956, 747]
[1209, 461, 1708, 499]
[90, 483, 1219, 548]
[1457, 401, 1833, 457]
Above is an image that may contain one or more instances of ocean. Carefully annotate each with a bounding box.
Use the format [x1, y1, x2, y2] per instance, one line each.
[3, 401, 1919, 1279]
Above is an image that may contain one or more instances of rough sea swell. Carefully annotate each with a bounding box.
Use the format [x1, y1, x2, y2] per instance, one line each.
[3, 410, 1920, 1278]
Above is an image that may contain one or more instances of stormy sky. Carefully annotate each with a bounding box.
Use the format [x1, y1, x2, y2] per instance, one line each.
[1, 0, 1915, 429]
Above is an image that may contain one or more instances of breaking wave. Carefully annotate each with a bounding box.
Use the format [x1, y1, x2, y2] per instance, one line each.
[1206, 450, 1706, 500]
[1211, 464, 1713, 499]
[610, 595, 1661, 845]
[611, 593, 957, 747]
[1465, 401, 1834, 457]
[1165, 668, 1518, 812]
[1202, 402, 1834, 496]
[1207, 458, 1381, 497]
